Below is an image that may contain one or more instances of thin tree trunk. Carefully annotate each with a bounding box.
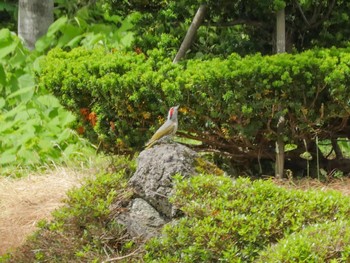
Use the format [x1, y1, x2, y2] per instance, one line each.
[173, 4, 207, 63]
[276, 9, 286, 53]
[18, 0, 54, 50]
[275, 9, 286, 178]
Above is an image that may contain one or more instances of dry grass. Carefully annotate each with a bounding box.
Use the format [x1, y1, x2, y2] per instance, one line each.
[272, 177, 350, 196]
[0, 167, 91, 255]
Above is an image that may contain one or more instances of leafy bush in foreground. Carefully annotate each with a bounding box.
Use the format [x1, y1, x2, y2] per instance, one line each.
[145, 175, 350, 262]
[0, 28, 94, 171]
[257, 220, 350, 262]
[4, 170, 350, 262]
[39, 46, 350, 166]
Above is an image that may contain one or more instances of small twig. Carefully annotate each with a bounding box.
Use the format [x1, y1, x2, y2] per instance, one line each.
[102, 248, 144, 262]
[295, 0, 310, 26]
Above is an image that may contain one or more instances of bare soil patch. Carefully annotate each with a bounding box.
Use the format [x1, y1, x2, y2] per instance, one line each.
[0, 168, 90, 255]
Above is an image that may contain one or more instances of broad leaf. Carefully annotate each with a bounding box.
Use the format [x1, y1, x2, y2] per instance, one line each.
[0, 29, 18, 59]
[0, 152, 16, 165]
[47, 16, 68, 37]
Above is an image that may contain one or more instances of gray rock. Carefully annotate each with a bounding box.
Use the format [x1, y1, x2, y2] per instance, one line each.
[116, 198, 165, 240]
[129, 143, 198, 218]
[114, 143, 198, 240]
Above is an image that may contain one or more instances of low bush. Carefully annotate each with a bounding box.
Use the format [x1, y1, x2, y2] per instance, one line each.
[39, 46, 350, 169]
[256, 220, 350, 262]
[144, 175, 350, 262]
[4, 170, 350, 262]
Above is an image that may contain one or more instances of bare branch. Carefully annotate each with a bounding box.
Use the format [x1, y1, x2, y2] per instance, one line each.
[173, 4, 207, 63]
[294, 0, 310, 26]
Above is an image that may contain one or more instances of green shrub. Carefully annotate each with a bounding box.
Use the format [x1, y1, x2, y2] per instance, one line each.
[39, 46, 350, 166]
[257, 220, 350, 262]
[144, 175, 350, 262]
[0, 28, 94, 172]
[3, 156, 139, 262]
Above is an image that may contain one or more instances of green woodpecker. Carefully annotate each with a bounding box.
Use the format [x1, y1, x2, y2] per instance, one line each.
[145, 105, 179, 149]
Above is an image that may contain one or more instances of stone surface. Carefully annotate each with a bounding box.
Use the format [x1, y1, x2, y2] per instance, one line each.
[129, 143, 198, 218]
[116, 198, 165, 240]
[114, 143, 198, 240]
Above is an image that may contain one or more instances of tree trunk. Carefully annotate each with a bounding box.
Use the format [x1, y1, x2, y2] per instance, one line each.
[275, 9, 286, 178]
[173, 4, 207, 63]
[18, 0, 54, 50]
[276, 9, 286, 53]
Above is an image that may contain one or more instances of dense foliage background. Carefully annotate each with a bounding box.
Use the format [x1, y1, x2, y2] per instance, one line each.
[39, 45, 350, 175]
[2, 0, 350, 261]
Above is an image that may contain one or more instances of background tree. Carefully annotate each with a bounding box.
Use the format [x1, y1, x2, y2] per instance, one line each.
[103, 0, 350, 56]
[275, 7, 286, 178]
[18, 0, 54, 50]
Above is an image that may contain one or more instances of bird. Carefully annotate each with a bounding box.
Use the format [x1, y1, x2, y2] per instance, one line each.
[145, 105, 179, 149]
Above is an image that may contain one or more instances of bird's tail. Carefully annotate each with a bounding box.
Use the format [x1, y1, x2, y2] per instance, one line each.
[145, 141, 156, 149]
[145, 139, 156, 149]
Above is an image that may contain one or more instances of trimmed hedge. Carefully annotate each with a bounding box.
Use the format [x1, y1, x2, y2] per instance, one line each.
[39, 46, 350, 162]
[257, 220, 350, 262]
[144, 175, 350, 262]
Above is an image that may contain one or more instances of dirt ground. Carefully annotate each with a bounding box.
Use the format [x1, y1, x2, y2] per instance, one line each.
[0, 167, 90, 255]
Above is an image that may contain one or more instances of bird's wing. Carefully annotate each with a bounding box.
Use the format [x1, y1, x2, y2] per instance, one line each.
[146, 121, 176, 146]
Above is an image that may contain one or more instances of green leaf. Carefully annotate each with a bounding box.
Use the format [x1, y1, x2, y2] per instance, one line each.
[0, 64, 6, 87]
[8, 48, 27, 68]
[0, 98, 5, 109]
[56, 24, 83, 48]
[47, 16, 68, 37]
[300, 151, 313, 160]
[0, 28, 11, 44]
[0, 29, 18, 59]
[120, 32, 134, 48]
[66, 35, 84, 48]
[17, 73, 35, 89]
[32, 55, 46, 73]
[38, 137, 54, 151]
[35, 35, 55, 53]
[81, 33, 104, 47]
[17, 147, 40, 164]
[36, 94, 61, 108]
[7, 86, 34, 102]
[58, 111, 76, 127]
[285, 143, 297, 152]
[0, 152, 16, 165]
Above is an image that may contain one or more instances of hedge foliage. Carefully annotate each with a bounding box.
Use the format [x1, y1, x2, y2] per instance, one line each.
[39, 46, 350, 162]
[256, 220, 350, 262]
[144, 175, 350, 262]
